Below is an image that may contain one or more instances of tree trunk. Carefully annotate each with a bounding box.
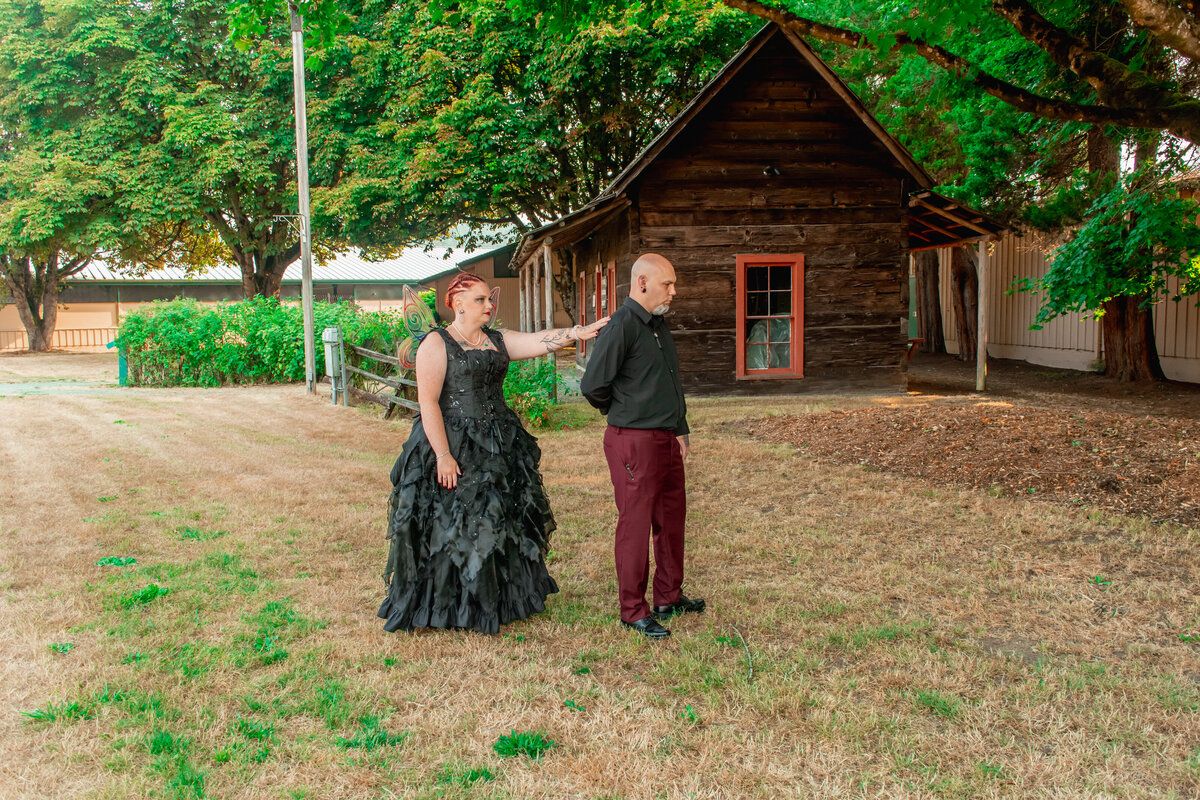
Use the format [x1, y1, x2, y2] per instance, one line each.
[1087, 126, 1165, 382]
[949, 245, 978, 362]
[1101, 294, 1165, 381]
[2, 253, 57, 351]
[237, 251, 292, 299]
[914, 249, 945, 353]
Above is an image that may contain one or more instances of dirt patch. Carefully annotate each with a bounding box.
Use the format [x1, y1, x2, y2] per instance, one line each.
[744, 399, 1200, 527]
[0, 351, 117, 383]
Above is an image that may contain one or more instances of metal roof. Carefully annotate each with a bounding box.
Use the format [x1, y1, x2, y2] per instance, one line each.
[73, 247, 468, 284]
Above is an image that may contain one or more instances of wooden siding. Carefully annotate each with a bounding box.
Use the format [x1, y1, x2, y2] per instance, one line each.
[632, 34, 909, 392]
[937, 234, 1200, 383]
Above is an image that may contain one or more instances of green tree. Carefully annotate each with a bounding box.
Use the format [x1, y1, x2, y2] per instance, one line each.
[0, 0, 139, 350]
[314, 0, 759, 250]
[717, 0, 1200, 380]
[725, 0, 1200, 144]
[1016, 172, 1200, 380]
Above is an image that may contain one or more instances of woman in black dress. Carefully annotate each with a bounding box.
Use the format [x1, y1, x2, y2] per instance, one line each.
[378, 273, 609, 634]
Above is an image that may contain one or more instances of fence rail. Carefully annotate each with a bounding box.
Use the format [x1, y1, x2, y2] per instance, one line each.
[343, 340, 418, 413]
[0, 327, 119, 351]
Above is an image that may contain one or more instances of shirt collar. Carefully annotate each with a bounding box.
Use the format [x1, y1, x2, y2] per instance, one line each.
[623, 295, 655, 325]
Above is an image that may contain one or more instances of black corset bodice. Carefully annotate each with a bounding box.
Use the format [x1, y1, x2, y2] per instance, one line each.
[432, 327, 511, 421]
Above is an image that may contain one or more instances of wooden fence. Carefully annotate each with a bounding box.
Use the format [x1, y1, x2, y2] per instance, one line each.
[342, 339, 418, 414]
[935, 235, 1200, 384]
[0, 326, 119, 352]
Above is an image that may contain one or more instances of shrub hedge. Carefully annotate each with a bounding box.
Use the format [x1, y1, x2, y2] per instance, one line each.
[117, 295, 565, 426]
[117, 296, 415, 387]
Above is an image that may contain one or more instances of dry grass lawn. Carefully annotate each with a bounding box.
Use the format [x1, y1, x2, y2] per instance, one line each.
[1, 352, 1198, 799]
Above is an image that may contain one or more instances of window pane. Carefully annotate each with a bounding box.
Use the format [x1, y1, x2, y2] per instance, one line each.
[768, 318, 790, 343]
[768, 342, 790, 368]
[770, 265, 791, 290]
[746, 343, 769, 370]
[747, 291, 768, 317]
[747, 266, 768, 292]
[746, 319, 769, 343]
[768, 291, 791, 316]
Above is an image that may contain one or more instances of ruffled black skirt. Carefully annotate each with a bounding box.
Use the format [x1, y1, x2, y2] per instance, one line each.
[377, 411, 558, 634]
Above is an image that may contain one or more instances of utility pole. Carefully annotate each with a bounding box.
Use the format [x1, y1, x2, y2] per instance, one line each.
[289, 2, 315, 393]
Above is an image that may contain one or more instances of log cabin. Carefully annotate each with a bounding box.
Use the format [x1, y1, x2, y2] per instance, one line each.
[510, 23, 1005, 393]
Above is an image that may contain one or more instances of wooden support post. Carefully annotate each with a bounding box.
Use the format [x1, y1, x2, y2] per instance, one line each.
[519, 266, 528, 332]
[975, 237, 990, 391]
[542, 241, 554, 331]
[531, 259, 541, 332]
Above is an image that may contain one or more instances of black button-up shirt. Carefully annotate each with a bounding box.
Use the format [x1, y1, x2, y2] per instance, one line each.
[581, 297, 689, 436]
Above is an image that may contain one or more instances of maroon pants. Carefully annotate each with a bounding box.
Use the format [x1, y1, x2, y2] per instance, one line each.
[603, 426, 687, 623]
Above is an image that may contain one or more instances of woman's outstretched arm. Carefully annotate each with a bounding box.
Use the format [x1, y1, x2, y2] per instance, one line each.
[501, 317, 610, 362]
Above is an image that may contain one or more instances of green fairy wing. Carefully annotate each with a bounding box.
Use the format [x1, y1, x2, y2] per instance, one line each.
[397, 285, 438, 370]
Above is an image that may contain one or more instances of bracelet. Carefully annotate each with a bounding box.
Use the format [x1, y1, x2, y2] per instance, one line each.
[435, 449, 450, 460]
[572, 325, 581, 340]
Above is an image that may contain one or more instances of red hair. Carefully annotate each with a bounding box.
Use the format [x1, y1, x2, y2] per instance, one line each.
[445, 272, 488, 311]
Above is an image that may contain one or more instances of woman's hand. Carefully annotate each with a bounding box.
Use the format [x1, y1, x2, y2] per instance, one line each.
[437, 454, 461, 489]
[574, 317, 611, 341]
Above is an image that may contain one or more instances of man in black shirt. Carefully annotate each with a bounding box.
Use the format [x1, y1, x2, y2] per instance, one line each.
[581, 253, 705, 639]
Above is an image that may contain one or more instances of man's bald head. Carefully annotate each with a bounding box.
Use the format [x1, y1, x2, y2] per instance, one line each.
[629, 253, 677, 315]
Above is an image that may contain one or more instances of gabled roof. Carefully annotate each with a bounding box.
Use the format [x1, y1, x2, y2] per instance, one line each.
[599, 24, 933, 199]
[512, 23, 1002, 268]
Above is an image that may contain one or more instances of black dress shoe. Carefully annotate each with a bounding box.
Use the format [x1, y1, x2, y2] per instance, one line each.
[653, 594, 706, 619]
[621, 616, 671, 639]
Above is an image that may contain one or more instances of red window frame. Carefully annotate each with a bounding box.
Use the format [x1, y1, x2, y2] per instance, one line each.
[735, 254, 804, 379]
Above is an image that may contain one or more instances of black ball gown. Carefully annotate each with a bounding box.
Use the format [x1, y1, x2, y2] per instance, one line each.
[378, 326, 558, 634]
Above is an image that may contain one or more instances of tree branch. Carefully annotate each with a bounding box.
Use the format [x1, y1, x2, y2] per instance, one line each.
[1120, 0, 1200, 62]
[721, 0, 1191, 136]
[991, 0, 1173, 105]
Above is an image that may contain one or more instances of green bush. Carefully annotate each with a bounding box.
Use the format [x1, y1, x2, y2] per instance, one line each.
[503, 356, 560, 427]
[118, 296, 418, 387]
[118, 294, 569, 427]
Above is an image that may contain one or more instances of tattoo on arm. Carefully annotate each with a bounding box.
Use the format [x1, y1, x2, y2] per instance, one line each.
[536, 328, 572, 353]
[681, 435, 690, 446]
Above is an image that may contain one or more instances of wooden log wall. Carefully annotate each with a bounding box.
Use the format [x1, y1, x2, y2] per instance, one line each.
[632, 35, 910, 393]
[568, 214, 634, 336]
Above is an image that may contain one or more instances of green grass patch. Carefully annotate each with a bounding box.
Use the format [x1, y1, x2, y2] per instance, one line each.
[334, 716, 407, 750]
[823, 618, 929, 650]
[176, 526, 227, 542]
[234, 716, 274, 741]
[21, 698, 96, 723]
[436, 762, 496, 786]
[238, 599, 325, 666]
[160, 642, 218, 678]
[163, 757, 205, 799]
[493, 729, 554, 760]
[96, 556, 137, 567]
[147, 729, 190, 756]
[118, 583, 170, 608]
[977, 762, 1006, 780]
[912, 688, 960, 718]
[202, 553, 259, 595]
[48, 642, 75, 655]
